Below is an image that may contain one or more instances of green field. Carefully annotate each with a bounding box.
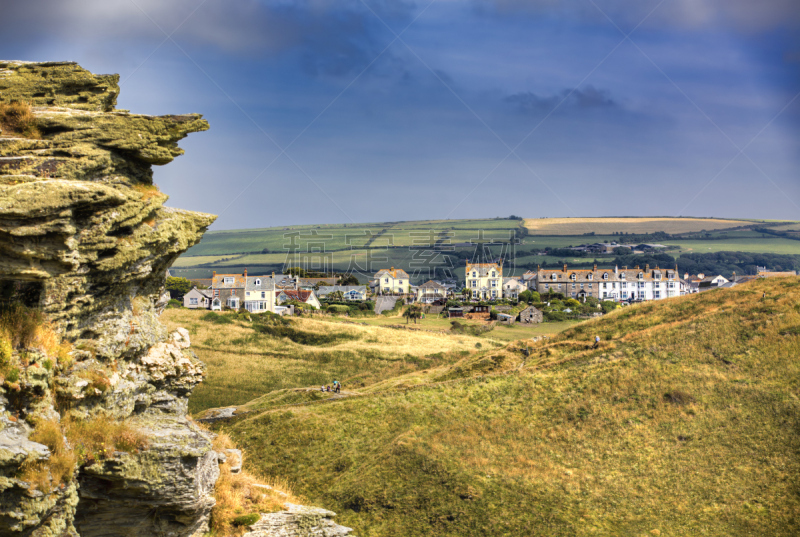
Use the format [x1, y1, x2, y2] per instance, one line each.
[203, 277, 800, 536]
[175, 217, 800, 281]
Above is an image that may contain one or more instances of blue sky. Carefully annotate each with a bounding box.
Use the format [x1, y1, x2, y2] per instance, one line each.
[3, 0, 799, 229]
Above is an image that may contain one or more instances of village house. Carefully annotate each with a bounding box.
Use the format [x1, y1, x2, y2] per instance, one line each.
[502, 277, 526, 299]
[416, 280, 448, 303]
[522, 270, 538, 290]
[535, 264, 682, 302]
[519, 305, 543, 324]
[210, 270, 248, 310]
[276, 289, 322, 310]
[374, 267, 410, 294]
[316, 285, 368, 301]
[244, 276, 276, 313]
[183, 287, 212, 309]
[465, 262, 503, 300]
[697, 274, 730, 291]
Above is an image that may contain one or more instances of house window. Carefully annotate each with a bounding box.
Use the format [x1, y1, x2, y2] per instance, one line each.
[224, 277, 234, 284]
[471, 281, 477, 288]
[622, 291, 627, 299]
[491, 280, 497, 288]
[603, 283, 607, 289]
[668, 282, 674, 289]
[603, 273, 608, 280]
[385, 278, 389, 283]
[588, 283, 593, 288]
[491, 290, 497, 298]
[603, 292, 608, 299]
[491, 272, 495, 277]
[473, 272, 477, 277]
[622, 282, 627, 288]
[570, 274, 576, 281]
[572, 283, 576, 289]
[261, 292, 266, 298]
[654, 290, 661, 299]
[399, 280, 403, 285]
[638, 272, 644, 279]
[620, 273, 626, 280]
[472, 290, 477, 298]
[588, 274, 593, 280]
[551, 274, 557, 281]
[189, 298, 198, 305]
[557, 284, 562, 289]
[544, 284, 549, 290]
[214, 289, 219, 297]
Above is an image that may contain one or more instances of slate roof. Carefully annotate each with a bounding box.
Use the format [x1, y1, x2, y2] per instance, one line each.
[299, 277, 338, 287]
[245, 277, 276, 291]
[316, 285, 367, 296]
[418, 280, 446, 290]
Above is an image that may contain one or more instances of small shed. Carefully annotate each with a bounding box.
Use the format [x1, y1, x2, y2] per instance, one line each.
[448, 307, 464, 318]
[497, 312, 515, 324]
[473, 305, 490, 313]
[520, 306, 543, 324]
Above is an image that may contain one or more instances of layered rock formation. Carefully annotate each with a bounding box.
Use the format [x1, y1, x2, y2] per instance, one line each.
[0, 60, 217, 536]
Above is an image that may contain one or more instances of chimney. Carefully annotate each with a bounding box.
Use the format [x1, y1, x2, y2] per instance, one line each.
[563, 264, 567, 272]
[272, 271, 275, 278]
[684, 272, 689, 280]
[244, 268, 247, 277]
[593, 264, 597, 271]
[614, 265, 619, 274]
[635, 265, 639, 270]
[213, 271, 216, 277]
[645, 264, 650, 272]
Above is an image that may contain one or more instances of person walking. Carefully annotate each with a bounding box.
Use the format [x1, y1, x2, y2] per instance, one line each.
[593, 335, 600, 348]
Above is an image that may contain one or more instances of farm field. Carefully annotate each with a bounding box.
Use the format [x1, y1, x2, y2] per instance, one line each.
[174, 217, 800, 281]
[211, 277, 800, 537]
[665, 237, 800, 255]
[523, 216, 755, 235]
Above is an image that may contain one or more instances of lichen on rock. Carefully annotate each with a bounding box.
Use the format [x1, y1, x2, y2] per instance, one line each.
[0, 60, 217, 536]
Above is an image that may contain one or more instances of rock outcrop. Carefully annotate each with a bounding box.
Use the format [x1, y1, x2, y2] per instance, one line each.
[243, 504, 354, 537]
[0, 60, 217, 536]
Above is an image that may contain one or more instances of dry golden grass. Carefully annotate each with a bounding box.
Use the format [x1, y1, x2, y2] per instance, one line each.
[161, 309, 485, 414]
[132, 183, 163, 202]
[21, 419, 77, 492]
[523, 217, 750, 235]
[224, 277, 800, 536]
[210, 431, 296, 536]
[0, 102, 41, 139]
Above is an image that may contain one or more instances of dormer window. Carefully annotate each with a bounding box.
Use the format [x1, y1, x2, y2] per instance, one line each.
[603, 273, 608, 280]
[638, 272, 644, 280]
[620, 273, 626, 280]
[570, 274, 576, 281]
[255, 279, 261, 286]
[587, 274, 593, 280]
[551, 274, 557, 281]
[472, 272, 477, 277]
[223, 277, 234, 285]
[491, 271, 495, 277]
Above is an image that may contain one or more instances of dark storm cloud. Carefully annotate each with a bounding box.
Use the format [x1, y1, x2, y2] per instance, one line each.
[477, 0, 800, 33]
[503, 86, 616, 114]
[0, 0, 415, 77]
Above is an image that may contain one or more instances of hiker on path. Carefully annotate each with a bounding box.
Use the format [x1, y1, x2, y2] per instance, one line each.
[593, 335, 600, 348]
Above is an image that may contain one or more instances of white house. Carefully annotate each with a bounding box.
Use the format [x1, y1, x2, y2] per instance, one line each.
[244, 277, 276, 313]
[183, 287, 212, 309]
[502, 278, 526, 299]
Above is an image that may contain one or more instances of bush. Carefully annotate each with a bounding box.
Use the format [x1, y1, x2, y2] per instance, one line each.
[201, 312, 233, 324]
[327, 305, 351, 314]
[0, 337, 10, 367]
[0, 303, 44, 348]
[0, 102, 41, 138]
[167, 299, 182, 308]
[232, 514, 260, 527]
[545, 311, 567, 322]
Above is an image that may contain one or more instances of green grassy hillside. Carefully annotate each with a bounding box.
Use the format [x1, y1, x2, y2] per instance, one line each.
[173, 217, 800, 282]
[216, 277, 800, 536]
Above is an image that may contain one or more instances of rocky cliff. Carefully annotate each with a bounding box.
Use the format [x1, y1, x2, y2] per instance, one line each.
[0, 60, 218, 536]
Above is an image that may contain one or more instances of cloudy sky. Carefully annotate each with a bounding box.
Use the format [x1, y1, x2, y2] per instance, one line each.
[4, 0, 799, 229]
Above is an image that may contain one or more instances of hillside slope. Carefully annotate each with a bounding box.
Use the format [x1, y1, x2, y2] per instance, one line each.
[223, 277, 800, 536]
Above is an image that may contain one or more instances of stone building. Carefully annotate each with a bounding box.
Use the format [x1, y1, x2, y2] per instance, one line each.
[535, 264, 682, 302]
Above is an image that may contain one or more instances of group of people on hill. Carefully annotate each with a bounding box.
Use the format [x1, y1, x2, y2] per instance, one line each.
[321, 380, 341, 394]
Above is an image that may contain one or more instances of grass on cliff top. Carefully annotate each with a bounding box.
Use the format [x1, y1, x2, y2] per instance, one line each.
[161, 309, 491, 414]
[0, 101, 41, 139]
[217, 277, 800, 536]
[523, 216, 754, 235]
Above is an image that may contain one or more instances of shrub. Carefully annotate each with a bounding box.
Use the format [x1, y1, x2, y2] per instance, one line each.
[21, 419, 77, 491]
[0, 337, 10, 366]
[0, 303, 45, 348]
[233, 514, 260, 527]
[167, 299, 182, 308]
[545, 311, 567, 322]
[327, 305, 351, 314]
[201, 312, 233, 324]
[64, 416, 148, 464]
[0, 102, 41, 138]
